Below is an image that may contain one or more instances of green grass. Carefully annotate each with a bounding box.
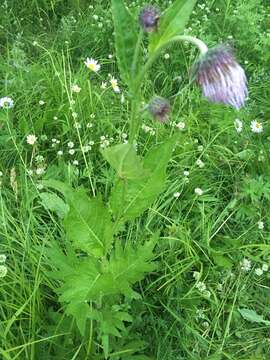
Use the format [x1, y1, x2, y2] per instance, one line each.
[1, 0, 270, 359]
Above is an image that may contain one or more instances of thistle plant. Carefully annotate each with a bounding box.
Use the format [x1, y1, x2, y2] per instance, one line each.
[43, 1, 249, 358]
[111, 1, 248, 142]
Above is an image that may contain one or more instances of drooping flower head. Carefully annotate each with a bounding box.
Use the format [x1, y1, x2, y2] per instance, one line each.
[148, 96, 171, 122]
[192, 45, 248, 110]
[139, 5, 160, 33]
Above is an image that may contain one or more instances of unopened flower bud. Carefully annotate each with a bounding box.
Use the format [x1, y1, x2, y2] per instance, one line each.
[148, 96, 171, 122]
[192, 45, 248, 110]
[139, 5, 160, 33]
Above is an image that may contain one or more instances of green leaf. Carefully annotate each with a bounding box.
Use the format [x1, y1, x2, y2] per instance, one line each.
[238, 308, 270, 325]
[64, 189, 114, 257]
[101, 143, 145, 180]
[110, 137, 176, 222]
[39, 192, 69, 218]
[66, 302, 91, 336]
[212, 254, 233, 269]
[149, 0, 197, 53]
[43, 181, 114, 257]
[111, 0, 140, 86]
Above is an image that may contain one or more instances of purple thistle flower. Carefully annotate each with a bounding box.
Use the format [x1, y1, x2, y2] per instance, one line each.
[148, 96, 171, 122]
[192, 45, 248, 110]
[139, 5, 160, 33]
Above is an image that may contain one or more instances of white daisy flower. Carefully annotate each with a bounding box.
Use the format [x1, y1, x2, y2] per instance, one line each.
[110, 77, 120, 93]
[173, 192, 180, 198]
[71, 84, 81, 93]
[257, 221, 264, 230]
[240, 258, 251, 272]
[67, 141, 74, 148]
[39, 100, 45, 105]
[26, 134, 37, 145]
[234, 118, 243, 133]
[0, 96, 14, 109]
[196, 159, 205, 168]
[250, 120, 263, 133]
[84, 57, 101, 72]
[195, 187, 203, 196]
[73, 160, 79, 166]
[164, 53, 170, 59]
[176, 121, 185, 130]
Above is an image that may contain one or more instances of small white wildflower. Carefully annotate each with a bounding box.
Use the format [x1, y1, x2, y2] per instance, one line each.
[255, 268, 263, 276]
[69, 149, 75, 155]
[35, 155, 44, 163]
[67, 141, 74, 148]
[36, 183, 44, 190]
[195, 188, 203, 196]
[234, 118, 243, 133]
[122, 133, 128, 139]
[82, 145, 91, 153]
[183, 170, 189, 177]
[176, 122, 185, 130]
[250, 120, 263, 133]
[90, 113, 95, 119]
[39, 100, 45, 105]
[173, 192, 180, 198]
[0, 254, 6, 263]
[0, 171, 3, 177]
[262, 264, 268, 272]
[26, 134, 37, 145]
[0, 96, 14, 109]
[73, 160, 79, 166]
[57, 150, 63, 156]
[36, 167, 45, 175]
[0, 265, 7, 278]
[87, 122, 93, 128]
[195, 281, 206, 292]
[108, 54, 113, 59]
[89, 141, 95, 146]
[164, 53, 170, 59]
[240, 258, 251, 272]
[110, 77, 120, 93]
[257, 221, 264, 230]
[101, 82, 107, 89]
[193, 271, 201, 281]
[98, 22, 103, 28]
[84, 57, 100, 72]
[100, 136, 106, 141]
[71, 84, 81, 93]
[27, 169, 33, 176]
[72, 112, 78, 119]
[202, 321, 209, 328]
[56, 140, 60, 144]
[53, 116, 58, 120]
[74, 122, 81, 129]
[197, 145, 204, 152]
[93, 14, 99, 21]
[196, 159, 205, 168]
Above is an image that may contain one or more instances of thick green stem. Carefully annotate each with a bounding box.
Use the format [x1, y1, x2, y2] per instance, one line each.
[129, 35, 208, 142]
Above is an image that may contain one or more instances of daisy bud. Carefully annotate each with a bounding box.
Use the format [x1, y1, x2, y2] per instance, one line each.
[148, 96, 171, 122]
[192, 45, 248, 110]
[139, 5, 160, 33]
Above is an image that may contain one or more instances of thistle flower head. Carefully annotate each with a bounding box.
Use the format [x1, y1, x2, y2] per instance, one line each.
[148, 96, 171, 122]
[192, 45, 248, 110]
[139, 5, 160, 33]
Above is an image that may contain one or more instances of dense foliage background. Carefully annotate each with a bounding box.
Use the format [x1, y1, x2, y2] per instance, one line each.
[1, 0, 270, 359]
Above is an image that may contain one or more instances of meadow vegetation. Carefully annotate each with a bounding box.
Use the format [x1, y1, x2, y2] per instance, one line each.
[1, 0, 270, 359]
